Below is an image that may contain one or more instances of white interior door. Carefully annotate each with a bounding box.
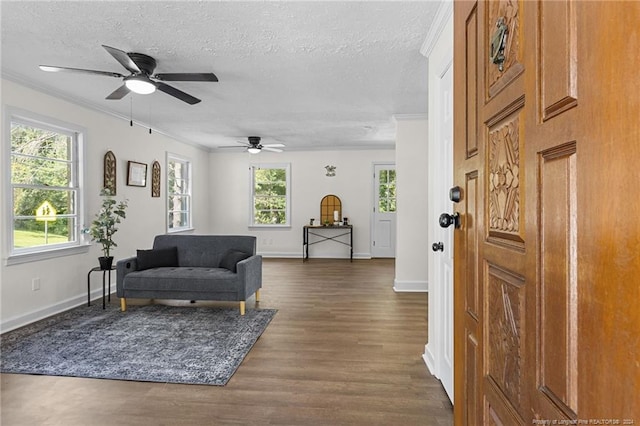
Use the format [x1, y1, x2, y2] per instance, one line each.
[371, 163, 396, 258]
[437, 63, 454, 401]
[425, 51, 454, 402]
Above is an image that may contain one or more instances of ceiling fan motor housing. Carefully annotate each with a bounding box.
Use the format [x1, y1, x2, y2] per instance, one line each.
[128, 53, 157, 75]
[248, 136, 261, 146]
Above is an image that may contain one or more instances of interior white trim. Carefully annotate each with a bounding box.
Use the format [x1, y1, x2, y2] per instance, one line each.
[393, 279, 428, 292]
[0, 287, 112, 333]
[420, 0, 454, 57]
[258, 252, 371, 260]
[392, 113, 429, 123]
[423, 343, 438, 376]
[1, 71, 209, 151]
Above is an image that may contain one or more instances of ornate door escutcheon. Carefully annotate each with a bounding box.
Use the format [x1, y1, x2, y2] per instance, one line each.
[490, 17, 509, 71]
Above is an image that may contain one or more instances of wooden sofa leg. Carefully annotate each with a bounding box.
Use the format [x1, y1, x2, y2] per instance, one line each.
[240, 301, 246, 316]
[255, 289, 261, 303]
[120, 297, 127, 312]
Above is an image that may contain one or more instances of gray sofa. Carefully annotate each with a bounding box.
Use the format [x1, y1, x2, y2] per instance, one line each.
[116, 235, 262, 315]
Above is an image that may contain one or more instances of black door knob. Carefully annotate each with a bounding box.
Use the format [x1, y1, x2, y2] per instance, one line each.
[432, 242, 444, 252]
[439, 212, 460, 229]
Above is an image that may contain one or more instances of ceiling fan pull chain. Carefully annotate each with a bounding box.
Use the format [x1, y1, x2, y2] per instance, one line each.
[130, 97, 133, 127]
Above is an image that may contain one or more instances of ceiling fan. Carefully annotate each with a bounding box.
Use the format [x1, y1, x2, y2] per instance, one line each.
[39, 45, 218, 105]
[220, 136, 285, 154]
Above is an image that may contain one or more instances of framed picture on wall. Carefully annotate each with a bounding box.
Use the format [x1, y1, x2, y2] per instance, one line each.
[127, 161, 147, 187]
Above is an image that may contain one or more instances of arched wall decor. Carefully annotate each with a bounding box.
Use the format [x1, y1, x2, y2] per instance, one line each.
[103, 150, 116, 195]
[151, 160, 161, 197]
[320, 194, 342, 225]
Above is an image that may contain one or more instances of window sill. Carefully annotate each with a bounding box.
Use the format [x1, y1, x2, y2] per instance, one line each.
[248, 225, 292, 229]
[6, 244, 90, 266]
[167, 227, 195, 234]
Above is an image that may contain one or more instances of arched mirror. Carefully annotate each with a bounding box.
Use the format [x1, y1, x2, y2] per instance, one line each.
[320, 195, 341, 225]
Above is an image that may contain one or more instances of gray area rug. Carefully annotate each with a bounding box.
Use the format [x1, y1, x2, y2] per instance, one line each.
[1, 304, 276, 385]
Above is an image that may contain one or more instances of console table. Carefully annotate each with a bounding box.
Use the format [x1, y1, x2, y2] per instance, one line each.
[87, 266, 115, 309]
[303, 225, 353, 261]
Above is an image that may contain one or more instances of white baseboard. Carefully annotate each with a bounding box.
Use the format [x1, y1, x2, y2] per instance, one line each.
[423, 343, 438, 377]
[258, 251, 372, 260]
[1, 285, 114, 333]
[393, 279, 428, 292]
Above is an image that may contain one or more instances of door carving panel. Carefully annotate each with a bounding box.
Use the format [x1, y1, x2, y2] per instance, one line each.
[456, 0, 640, 424]
[487, 0, 522, 97]
[488, 115, 521, 238]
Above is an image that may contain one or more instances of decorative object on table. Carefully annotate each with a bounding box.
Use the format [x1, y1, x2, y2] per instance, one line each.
[126, 160, 147, 187]
[333, 210, 340, 225]
[151, 160, 161, 197]
[309, 218, 315, 226]
[0, 304, 277, 386]
[320, 194, 341, 225]
[325, 165, 336, 177]
[89, 188, 128, 270]
[103, 150, 117, 195]
[343, 217, 349, 226]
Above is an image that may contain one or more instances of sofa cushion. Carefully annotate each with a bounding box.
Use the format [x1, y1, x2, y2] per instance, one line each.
[136, 247, 178, 271]
[219, 250, 251, 272]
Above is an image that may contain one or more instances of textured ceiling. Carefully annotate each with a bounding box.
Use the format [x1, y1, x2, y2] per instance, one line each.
[1, 1, 440, 151]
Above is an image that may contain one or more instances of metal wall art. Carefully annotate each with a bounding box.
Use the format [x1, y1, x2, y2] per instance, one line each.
[151, 160, 161, 197]
[325, 165, 336, 177]
[103, 151, 117, 194]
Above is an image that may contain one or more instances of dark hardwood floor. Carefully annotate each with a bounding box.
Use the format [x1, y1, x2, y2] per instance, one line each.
[1, 258, 453, 425]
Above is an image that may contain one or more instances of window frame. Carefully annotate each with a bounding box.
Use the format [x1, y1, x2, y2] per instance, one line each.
[4, 107, 88, 265]
[166, 152, 193, 233]
[249, 163, 291, 228]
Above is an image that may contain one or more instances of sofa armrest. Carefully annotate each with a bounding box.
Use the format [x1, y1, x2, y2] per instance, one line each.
[236, 255, 262, 300]
[116, 256, 138, 297]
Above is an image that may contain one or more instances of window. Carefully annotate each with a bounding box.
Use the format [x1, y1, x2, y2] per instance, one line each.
[250, 163, 291, 227]
[378, 168, 397, 212]
[7, 109, 85, 263]
[167, 153, 192, 232]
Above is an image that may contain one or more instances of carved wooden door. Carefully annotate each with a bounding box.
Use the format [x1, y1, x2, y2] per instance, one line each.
[453, 1, 640, 424]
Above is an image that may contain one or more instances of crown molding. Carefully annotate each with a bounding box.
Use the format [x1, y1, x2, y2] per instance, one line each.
[1, 71, 210, 152]
[420, 0, 453, 58]
[392, 113, 428, 124]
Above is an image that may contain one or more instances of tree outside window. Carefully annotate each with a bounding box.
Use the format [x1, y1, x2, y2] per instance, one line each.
[251, 164, 290, 226]
[167, 154, 192, 231]
[9, 118, 80, 254]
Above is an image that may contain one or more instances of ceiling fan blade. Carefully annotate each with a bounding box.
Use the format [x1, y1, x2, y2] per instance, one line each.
[262, 147, 283, 153]
[102, 45, 141, 74]
[105, 84, 130, 100]
[153, 73, 218, 82]
[262, 143, 286, 148]
[155, 82, 201, 105]
[218, 145, 247, 149]
[39, 65, 124, 78]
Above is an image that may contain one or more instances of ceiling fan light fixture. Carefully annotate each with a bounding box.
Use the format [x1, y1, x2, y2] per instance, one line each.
[125, 75, 156, 94]
[247, 147, 261, 154]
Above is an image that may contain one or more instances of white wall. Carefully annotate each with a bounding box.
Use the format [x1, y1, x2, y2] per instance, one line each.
[0, 79, 401, 331]
[1, 79, 212, 331]
[208, 149, 394, 258]
[393, 115, 429, 292]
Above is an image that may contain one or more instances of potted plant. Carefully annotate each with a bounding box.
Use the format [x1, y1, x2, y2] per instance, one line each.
[89, 188, 128, 270]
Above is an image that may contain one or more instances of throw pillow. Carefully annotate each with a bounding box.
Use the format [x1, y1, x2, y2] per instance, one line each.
[136, 246, 179, 271]
[219, 250, 251, 273]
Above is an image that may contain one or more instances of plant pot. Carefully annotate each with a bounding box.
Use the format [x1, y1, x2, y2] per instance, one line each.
[98, 256, 114, 270]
